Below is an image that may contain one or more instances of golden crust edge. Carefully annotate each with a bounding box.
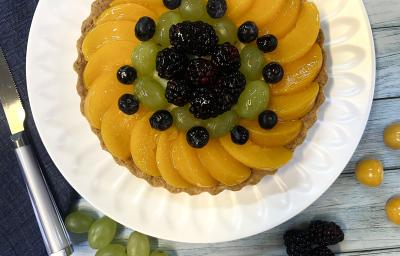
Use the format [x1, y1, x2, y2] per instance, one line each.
[73, 0, 328, 195]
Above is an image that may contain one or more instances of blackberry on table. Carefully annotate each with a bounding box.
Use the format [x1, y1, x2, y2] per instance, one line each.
[309, 221, 344, 246]
[207, 0, 227, 19]
[169, 21, 218, 56]
[165, 79, 192, 107]
[310, 246, 335, 256]
[186, 58, 217, 87]
[283, 230, 312, 256]
[211, 42, 241, 71]
[156, 48, 188, 79]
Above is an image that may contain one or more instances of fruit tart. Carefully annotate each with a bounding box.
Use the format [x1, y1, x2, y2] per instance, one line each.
[74, 0, 327, 195]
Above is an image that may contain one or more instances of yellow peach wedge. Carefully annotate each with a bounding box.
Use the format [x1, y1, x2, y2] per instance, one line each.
[110, 0, 167, 15]
[82, 21, 138, 60]
[269, 82, 319, 121]
[197, 139, 251, 186]
[84, 41, 136, 87]
[96, 4, 157, 25]
[156, 128, 192, 188]
[261, 0, 301, 38]
[130, 113, 161, 177]
[84, 72, 133, 129]
[236, 0, 286, 28]
[171, 133, 218, 187]
[241, 120, 303, 147]
[271, 44, 323, 96]
[101, 104, 148, 160]
[226, 0, 254, 20]
[220, 136, 293, 171]
[265, 2, 320, 64]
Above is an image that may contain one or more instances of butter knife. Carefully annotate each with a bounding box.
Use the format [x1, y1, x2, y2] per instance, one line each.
[0, 48, 73, 256]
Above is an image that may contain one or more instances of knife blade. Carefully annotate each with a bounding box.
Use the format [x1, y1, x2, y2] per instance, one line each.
[0, 48, 73, 256]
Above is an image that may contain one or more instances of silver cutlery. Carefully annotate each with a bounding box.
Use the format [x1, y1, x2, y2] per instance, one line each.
[0, 48, 73, 256]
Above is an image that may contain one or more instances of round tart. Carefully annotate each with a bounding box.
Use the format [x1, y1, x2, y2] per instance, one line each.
[75, 0, 327, 195]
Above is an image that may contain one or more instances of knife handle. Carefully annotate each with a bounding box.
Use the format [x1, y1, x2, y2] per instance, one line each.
[12, 132, 73, 256]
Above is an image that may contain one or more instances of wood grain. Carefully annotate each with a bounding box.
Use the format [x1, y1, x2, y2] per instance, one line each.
[71, 0, 400, 255]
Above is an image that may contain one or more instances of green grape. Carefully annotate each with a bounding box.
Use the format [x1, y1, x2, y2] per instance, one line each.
[154, 11, 183, 47]
[240, 45, 266, 81]
[205, 111, 238, 138]
[212, 18, 238, 44]
[65, 211, 94, 234]
[235, 81, 270, 120]
[132, 41, 159, 76]
[171, 107, 203, 131]
[95, 244, 127, 256]
[88, 216, 117, 249]
[150, 250, 169, 256]
[135, 77, 168, 110]
[127, 232, 150, 256]
[179, 0, 208, 21]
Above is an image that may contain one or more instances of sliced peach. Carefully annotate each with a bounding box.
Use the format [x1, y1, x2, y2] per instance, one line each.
[101, 104, 148, 160]
[220, 136, 293, 171]
[261, 0, 301, 38]
[84, 41, 136, 87]
[156, 127, 192, 188]
[271, 44, 323, 96]
[226, 0, 254, 20]
[265, 2, 320, 64]
[269, 82, 319, 121]
[96, 4, 157, 25]
[241, 120, 303, 147]
[171, 133, 218, 187]
[130, 113, 161, 177]
[110, 0, 167, 15]
[197, 139, 251, 186]
[82, 21, 138, 60]
[84, 72, 133, 129]
[236, 0, 286, 27]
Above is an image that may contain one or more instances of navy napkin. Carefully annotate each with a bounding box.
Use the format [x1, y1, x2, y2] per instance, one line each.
[0, 1, 79, 255]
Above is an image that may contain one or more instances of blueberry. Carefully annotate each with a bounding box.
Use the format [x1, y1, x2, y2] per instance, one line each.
[237, 21, 258, 43]
[207, 0, 227, 19]
[186, 126, 209, 148]
[231, 125, 249, 145]
[135, 16, 156, 41]
[258, 110, 278, 130]
[117, 65, 137, 84]
[262, 62, 284, 84]
[118, 94, 140, 115]
[150, 110, 173, 131]
[257, 34, 278, 53]
[163, 0, 181, 9]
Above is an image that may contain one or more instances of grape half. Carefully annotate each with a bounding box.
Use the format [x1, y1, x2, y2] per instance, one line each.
[171, 107, 203, 131]
[179, 0, 210, 22]
[135, 77, 168, 110]
[212, 17, 237, 44]
[132, 41, 159, 76]
[154, 11, 183, 47]
[239, 45, 265, 81]
[205, 111, 238, 138]
[235, 81, 270, 120]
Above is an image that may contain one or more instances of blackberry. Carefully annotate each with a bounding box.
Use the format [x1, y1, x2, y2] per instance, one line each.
[310, 246, 335, 256]
[216, 70, 246, 97]
[187, 126, 210, 148]
[211, 42, 241, 71]
[238, 21, 258, 43]
[231, 125, 249, 145]
[135, 16, 156, 41]
[190, 87, 222, 119]
[117, 65, 137, 84]
[163, 0, 181, 10]
[263, 62, 284, 84]
[309, 221, 344, 246]
[258, 110, 278, 130]
[118, 94, 140, 115]
[283, 230, 312, 256]
[150, 110, 173, 131]
[170, 21, 218, 56]
[186, 58, 217, 87]
[165, 79, 192, 107]
[257, 34, 278, 53]
[207, 0, 227, 19]
[156, 48, 188, 79]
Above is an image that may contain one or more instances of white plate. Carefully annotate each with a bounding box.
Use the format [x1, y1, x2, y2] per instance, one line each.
[26, 0, 375, 243]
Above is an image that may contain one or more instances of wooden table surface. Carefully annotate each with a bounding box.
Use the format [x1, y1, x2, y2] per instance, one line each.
[71, 0, 400, 255]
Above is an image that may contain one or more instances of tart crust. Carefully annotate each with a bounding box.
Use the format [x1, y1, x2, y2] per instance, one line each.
[74, 0, 328, 195]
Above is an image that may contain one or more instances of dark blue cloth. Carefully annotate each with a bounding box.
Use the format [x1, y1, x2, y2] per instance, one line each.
[0, 1, 79, 255]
